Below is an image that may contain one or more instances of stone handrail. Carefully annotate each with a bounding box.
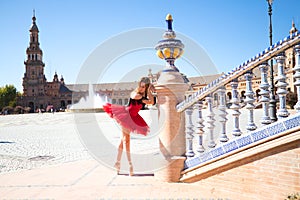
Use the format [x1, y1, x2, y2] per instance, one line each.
[176, 31, 300, 172]
[176, 31, 300, 112]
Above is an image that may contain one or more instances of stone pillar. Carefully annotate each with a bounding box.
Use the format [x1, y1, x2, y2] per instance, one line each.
[154, 72, 189, 182]
[244, 70, 257, 131]
[206, 94, 216, 147]
[218, 86, 229, 142]
[154, 14, 188, 182]
[293, 44, 300, 112]
[259, 62, 272, 125]
[185, 106, 194, 157]
[194, 100, 205, 153]
[230, 78, 242, 136]
[275, 52, 289, 118]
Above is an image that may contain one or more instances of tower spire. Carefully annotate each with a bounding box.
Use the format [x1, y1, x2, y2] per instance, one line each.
[32, 9, 36, 22]
[30, 9, 39, 32]
[290, 19, 298, 35]
[22, 14, 46, 99]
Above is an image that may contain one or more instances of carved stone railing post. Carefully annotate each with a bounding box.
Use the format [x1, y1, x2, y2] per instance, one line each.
[230, 78, 242, 136]
[154, 14, 189, 182]
[275, 52, 289, 118]
[194, 100, 205, 153]
[244, 70, 257, 131]
[294, 44, 300, 112]
[185, 107, 194, 157]
[206, 94, 216, 148]
[259, 62, 272, 125]
[218, 86, 228, 142]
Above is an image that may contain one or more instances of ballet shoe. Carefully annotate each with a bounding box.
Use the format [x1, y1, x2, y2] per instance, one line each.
[114, 161, 120, 174]
[129, 162, 134, 176]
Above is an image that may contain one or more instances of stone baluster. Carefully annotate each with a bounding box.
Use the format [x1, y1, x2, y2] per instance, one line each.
[293, 44, 300, 112]
[218, 86, 228, 142]
[206, 94, 216, 148]
[230, 78, 242, 136]
[259, 62, 272, 125]
[244, 70, 257, 131]
[275, 52, 289, 118]
[185, 107, 194, 157]
[194, 100, 205, 153]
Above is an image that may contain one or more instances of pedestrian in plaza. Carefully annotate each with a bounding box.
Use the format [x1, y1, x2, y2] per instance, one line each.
[103, 77, 156, 176]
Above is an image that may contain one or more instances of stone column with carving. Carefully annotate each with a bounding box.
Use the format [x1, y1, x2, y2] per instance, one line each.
[230, 78, 242, 136]
[275, 52, 289, 118]
[185, 107, 194, 157]
[259, 62, 272, 125]
[154, 14, 189, 182]
[194, 100, 205, 153]
[218, 86, 228, 142]
[294, 44, 300, 112]
[244, 70, 257, 131]
[206, 94, 216, 147]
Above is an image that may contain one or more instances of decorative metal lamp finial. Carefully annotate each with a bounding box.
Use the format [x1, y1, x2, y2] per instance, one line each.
[155, 14, 184, 71]
[166, 14, 173, 31]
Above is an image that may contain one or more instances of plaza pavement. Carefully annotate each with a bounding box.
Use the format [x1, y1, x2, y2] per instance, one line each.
[0, 108, 277, 199]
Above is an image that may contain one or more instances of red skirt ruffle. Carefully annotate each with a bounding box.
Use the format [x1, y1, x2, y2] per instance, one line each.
[103, 103, 149, 136]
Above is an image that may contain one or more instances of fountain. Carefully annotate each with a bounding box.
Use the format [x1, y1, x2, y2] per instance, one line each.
[67, 83, 109, 112]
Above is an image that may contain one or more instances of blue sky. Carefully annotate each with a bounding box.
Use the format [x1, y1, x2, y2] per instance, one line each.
[0, 0, 299, 92]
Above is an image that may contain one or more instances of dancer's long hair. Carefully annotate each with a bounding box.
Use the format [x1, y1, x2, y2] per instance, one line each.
[136, 77, 150, 98]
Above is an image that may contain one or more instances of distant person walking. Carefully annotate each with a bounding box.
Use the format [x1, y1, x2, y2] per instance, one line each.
[103, 77, 155, 176]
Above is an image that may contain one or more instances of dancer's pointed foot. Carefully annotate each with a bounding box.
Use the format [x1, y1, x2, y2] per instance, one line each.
[114, 161, 120, 175]
[129, 162, 134, 176]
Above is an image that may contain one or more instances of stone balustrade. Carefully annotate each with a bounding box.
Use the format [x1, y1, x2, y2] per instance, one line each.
[177, 32, 300, 170]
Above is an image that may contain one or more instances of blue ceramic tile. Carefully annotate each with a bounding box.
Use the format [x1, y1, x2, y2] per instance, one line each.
[267, 122, 286, 136]
[251, 130, 269, 142]
[223, 141, 238, 153]
[284, 115, 300, 129]
[200, 152, 212, 163]
[236, 135, 253, 148]
[210, 147, 225, 158]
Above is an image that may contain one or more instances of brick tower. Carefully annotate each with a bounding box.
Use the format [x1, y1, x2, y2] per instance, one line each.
[22, 11, 47, 111]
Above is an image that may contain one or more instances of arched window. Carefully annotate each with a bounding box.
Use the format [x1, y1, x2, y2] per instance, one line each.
[241, 91, 246, 99]
[61, 100, 66, 108]
[124, 98, 129, 105]
[227, 92, 232, 100]
[118, 99, 123, 105]
[256, 89, 261, 101]
[213, 93, 218, 101]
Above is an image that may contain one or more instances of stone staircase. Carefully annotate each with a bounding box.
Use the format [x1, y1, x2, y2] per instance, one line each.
[173, 31, 300, 199]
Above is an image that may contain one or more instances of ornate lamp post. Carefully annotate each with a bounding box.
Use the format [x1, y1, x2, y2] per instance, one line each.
[267, 0, 277, 122]
[154, 14, 189, 182]
[155, 14, 184, 72]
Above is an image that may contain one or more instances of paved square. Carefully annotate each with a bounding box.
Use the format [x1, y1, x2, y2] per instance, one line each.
[0, 109, 270, 199]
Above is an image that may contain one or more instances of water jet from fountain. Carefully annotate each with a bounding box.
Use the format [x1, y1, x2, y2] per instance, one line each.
[67, 83, 109, 113]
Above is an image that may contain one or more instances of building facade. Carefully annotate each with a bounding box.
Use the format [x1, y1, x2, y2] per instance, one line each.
[17, 15, 298, 112]
[18, 14, 73, 112]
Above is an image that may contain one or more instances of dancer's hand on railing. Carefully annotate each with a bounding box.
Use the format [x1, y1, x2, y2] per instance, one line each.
[148, 84, 156, 93]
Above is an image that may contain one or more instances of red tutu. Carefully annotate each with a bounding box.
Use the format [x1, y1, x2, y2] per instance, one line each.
[103, 101, 149, 136]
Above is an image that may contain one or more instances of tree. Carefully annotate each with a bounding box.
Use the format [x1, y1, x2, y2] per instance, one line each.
[0, 85, 17, 112]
